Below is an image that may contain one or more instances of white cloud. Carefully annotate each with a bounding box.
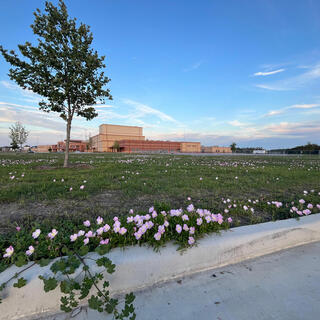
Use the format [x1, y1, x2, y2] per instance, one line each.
[228, 120, 247, 127]
[1, 80, 42, 103]
[255, 63, 320, 91]
[253, 69, 285, 76]
[264, 103, 320, 117]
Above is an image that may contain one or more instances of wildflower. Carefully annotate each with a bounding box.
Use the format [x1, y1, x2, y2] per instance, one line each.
[83, 180, 87, 183]
[152, 211, 158, 218]
[16, 226, 21, 232]
[80, 185, 85, 190]
[53, 179, 56, 182]
[100, 239, 109, 245]
[303, 209, 311, 215]
[205, 215, 212, 223]
[83, 238, 89, 245]
[224, 209, 229, 214]
[299, 199, 305, 204]
[113, 216, 119, 222]
[182, 214, 189, 221]
[307, 204, 313, 209]
[187, 197, 191, 201]
[85, 231, 94, 238]
[134, 232, 142, 240]
[119, 227, 127, 235]
[96, 227, 104, 236]
[96, 216, 103, 225]
[69, 187, 73, 191]
[158, 225, 165, 234]
[187, 204, 194, 212]
[196, 218, 203, 226]
[164, 220, 169, 227]
[188, 237, 195, 245]
[70, 234, 78, 242]
[149, 206, 154, 213]
[317, 204, 320, 210]
[129, 209, 134, 214]
[61, 178, 64, 182]
[83, 220, 91, 227]
[32, 229, 41, 239]
[250, 208, 255, 213]
[3, 246, 14, 258]
[217, 214, 223, 224]
[297, 211, 303, 216]
[127, 216, 134, 223]
[176, 224, 182, 234]
[154, 233, 161, 241]
[200, 177, 203, 180]
[78, 230, 85, 237]
[26, 246, 34, 256]
[227, 217, 233, 223]
[48, 229, 58, 239]
[189, 227, 195, 235]
[161, 211, 167, 216]
[183, 224, 189, 231]
[243, 205, 248, 211]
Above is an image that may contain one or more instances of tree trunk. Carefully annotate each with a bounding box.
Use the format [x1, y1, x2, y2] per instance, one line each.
[63, 118, 72, 168]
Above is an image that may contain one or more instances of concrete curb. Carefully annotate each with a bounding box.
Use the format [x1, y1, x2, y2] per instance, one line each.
[1, 214, 320, 320]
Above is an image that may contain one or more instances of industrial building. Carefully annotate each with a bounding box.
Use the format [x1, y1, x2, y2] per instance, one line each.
[90, 124, 201, 153]
[202, 146, 232, 153]
[35, 123, 231, 154]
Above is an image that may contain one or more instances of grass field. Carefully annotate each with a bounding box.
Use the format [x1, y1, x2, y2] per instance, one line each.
[0, 152, 319, 234]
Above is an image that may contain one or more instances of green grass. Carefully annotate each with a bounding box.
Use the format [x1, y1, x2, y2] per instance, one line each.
[0, 152, 319, 232]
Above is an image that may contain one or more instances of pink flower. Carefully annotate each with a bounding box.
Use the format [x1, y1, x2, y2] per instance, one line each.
[152, 211, 158, 218]
[26, 246, 34, 256]
[183, 224, 189, 231]
[158, 225, 165, 234]
[134, 232, 142, 240]
[154, 233, 161, 241]
[96, 227, 104, 236]
[127, 216, 134, 223]
[70, 234, 78, 242]
[77, 230, 85, 236]
[83, 220, 91, 227]
[297, 211, 303, 216]
[187, 197, 191, 201]
[188, 237, 195, 245]
[317, 204, 320, 210]
[100, 239, 109, 245]
[85, 231, 94, 238]
[187, 204, 194, 212]
[119, 227, 127, 235]
[176, 224, 182, 234]
[227, 217, 233, 223]
[16, 226, 21, 232]
[3, 246, 14, 258]
[80, 185, 85, 190]
[196, 218, 203, 226]
[32, 229, 41, 239]
[307, 204, 313, 209]
[129, 209, 134, 214]
[299, 199, 305, 204]
[83, 238, 89, 245]
[103, 224, 110, 232]
[182, 214, 189, 221]
[96, 216, 103, 225]
[69, 187, 73, 191]
[113, 216, 119, 222]
[199, 177, 203, 181]
[149, 206, 154, 213]
[303, 209, 311, 215]
[48, 229, 58, 239]
[164, 220, 169, 227]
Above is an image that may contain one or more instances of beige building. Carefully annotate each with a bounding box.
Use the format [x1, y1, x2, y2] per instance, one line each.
[202, 146, 232, 153]
[91, 124, 145, 152]
[181, 142, 201, 153]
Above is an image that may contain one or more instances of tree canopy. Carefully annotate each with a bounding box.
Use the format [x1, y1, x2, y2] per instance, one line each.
[9, 122, 29, 150]
[0, 0, 112, 166]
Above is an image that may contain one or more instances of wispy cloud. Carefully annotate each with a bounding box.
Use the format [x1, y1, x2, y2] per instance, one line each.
[1, 80, 42, 103]
[253, 68, 285, 76]
[183, 60, 203, 72]
[228, 120, 247, 127]
[256, 63, 320, 91]
[264, 103, 320, 117]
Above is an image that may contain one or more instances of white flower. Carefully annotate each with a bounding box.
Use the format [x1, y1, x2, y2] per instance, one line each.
[32, 229, 41, 239]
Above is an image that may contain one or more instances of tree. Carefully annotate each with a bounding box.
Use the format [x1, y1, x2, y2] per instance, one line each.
[112, 140, 120, 152]
[0, 0, 112, 167]
[9, 122, 29, 150]
[230, 142, 237, 153]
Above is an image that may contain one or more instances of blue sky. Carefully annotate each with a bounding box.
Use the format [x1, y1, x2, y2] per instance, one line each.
[1, 0, 320, 148]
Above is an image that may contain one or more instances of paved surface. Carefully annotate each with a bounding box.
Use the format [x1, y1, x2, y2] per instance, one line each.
[42, 241, 320, 320]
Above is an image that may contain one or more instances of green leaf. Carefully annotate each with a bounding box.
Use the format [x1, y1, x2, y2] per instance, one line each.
[125, 292, 135, 305]
[78, 245, 89, 256]
[39, 276, 58, 292]
[13, 277, 27, 288]
[38, 258, 51, 267]
[96, 257, 116, 274]
[14, 254, 27, 267]
[88, 295, 103, 312]
[95, 244, 110, 256]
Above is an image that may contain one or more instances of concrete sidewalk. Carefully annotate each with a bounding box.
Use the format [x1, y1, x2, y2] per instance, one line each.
[45, 241, 320, 320]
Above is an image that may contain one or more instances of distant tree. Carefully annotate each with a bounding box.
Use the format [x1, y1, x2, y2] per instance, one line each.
[0, 0, 112, 167]
[230, 142, 237, 153]
[112, 140, 120, 152]
[9, 122, 29, 150]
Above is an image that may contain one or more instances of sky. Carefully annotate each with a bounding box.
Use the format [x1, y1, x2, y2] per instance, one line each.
[0, 0, 320, 149]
